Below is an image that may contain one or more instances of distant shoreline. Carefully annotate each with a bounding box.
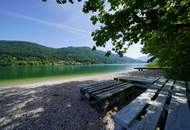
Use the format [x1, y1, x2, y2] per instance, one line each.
[0, 68, 135, 88]
[0, 62, 145, 67]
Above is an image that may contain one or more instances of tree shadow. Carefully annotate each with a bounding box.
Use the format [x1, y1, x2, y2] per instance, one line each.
[0, 80, 108, 130]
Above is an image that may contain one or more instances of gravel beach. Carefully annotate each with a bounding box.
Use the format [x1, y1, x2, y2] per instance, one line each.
[0, 70, 162, 130]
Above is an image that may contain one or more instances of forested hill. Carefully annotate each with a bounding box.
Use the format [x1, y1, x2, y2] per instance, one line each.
[0, 41, 143, 66]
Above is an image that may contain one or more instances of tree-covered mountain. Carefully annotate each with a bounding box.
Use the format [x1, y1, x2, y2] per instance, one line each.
[0, 40, 143, 66]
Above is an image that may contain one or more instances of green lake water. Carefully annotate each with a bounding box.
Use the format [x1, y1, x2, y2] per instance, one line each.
[0, 63, 145, 84]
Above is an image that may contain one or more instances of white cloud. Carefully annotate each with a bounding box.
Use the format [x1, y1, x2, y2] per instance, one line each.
[0, 9, 90, 37]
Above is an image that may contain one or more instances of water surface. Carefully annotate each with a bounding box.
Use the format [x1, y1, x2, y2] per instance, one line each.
[0, 63, 145, 83]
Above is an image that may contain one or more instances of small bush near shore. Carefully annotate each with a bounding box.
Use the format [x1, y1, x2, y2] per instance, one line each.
[146, 62, 159, 68]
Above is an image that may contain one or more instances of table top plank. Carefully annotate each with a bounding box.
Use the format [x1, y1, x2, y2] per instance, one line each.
[80, 80, 114, 91]
[130, 80, 174, 130]
[91, 82, 128, 95]
[165, 81, 190, 130]
[115, 76, 159, 85]
[114, 79, 167, 128]
[131, 91, 169, 130]
[87, 81, 122, 93]
[94, 83, 134, 100]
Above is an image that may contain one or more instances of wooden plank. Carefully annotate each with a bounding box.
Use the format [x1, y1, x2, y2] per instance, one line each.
[80, 80, 115, 92]
[130, 91, 169, 130]
[81, 81, 123, 99]
[115, 76, 159, 85]
[150, 78, 167, 90]
[87, 81, 123, 93]
[115, 76, 158, 82]
[129, 80, 174, 130]
[164, 80, 174, 89]
[80, 80, 115, 99]
[165, 81, 190, 130]
[114, 79, 167, 129]
[91, 82, 128, 95]
[173, 81, 186, 94]
[161, 80, 174, 92]
[134, 80, 173, 93]
[94, 83, 134, 100]
[134, 67, 168, 70]
[115, 89, 157, 129]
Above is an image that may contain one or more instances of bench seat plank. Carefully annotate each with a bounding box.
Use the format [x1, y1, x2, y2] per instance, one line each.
[91, 83, 128, 95]
[86, 81, 122, 93]
[94, 83, 134, 100]
[134, 67, 167, 71]
[81, 81, 127, 100]
[165, 81, 190, 130]
[114, 79, 167, 129]
[80, 80, 114, 91]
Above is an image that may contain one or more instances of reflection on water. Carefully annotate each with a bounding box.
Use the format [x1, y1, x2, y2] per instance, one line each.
[0, 64, 145, 81]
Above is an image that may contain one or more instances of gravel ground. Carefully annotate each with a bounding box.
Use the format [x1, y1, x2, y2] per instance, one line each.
[0, 70, 163, 130]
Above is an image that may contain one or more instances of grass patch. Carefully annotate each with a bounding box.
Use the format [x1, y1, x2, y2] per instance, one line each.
[146, 62, 159, 68]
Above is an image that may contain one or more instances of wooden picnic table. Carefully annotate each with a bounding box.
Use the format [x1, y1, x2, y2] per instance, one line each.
[80, 80, 136, 112]
[80, 76, 159, 101]
[80, 76, 190, 129]
[115, 80, 190, 130]
[80, 76, 161, 112]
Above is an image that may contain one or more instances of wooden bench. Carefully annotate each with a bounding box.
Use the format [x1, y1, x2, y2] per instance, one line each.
[80, 80, 134, 101]
[114, 76, 159, 87]
[80, 80, 135, 111]
[114, 80, 190, 130]
[134, 67, 167, 71]
[80, 77, 163, 111]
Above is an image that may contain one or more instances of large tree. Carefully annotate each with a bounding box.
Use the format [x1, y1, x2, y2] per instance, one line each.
[44, 0, 190, 80]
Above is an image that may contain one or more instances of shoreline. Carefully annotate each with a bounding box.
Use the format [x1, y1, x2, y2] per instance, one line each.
[0, 69, 162, 130]
[0, 68, 135, 88]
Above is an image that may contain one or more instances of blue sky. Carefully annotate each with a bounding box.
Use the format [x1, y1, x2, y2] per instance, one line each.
[0, 0, 146, 58]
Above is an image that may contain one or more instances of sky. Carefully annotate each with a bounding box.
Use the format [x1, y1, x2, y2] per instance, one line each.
[0, 0, 146, 59]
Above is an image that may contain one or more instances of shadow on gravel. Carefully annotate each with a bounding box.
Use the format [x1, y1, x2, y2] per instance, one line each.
[0, 80, 107, 130]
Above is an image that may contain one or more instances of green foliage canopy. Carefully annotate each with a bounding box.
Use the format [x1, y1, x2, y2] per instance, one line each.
[46, 0, 190, 80]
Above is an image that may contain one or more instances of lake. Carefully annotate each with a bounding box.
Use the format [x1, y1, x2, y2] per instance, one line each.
[0, 63, 145, 83]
